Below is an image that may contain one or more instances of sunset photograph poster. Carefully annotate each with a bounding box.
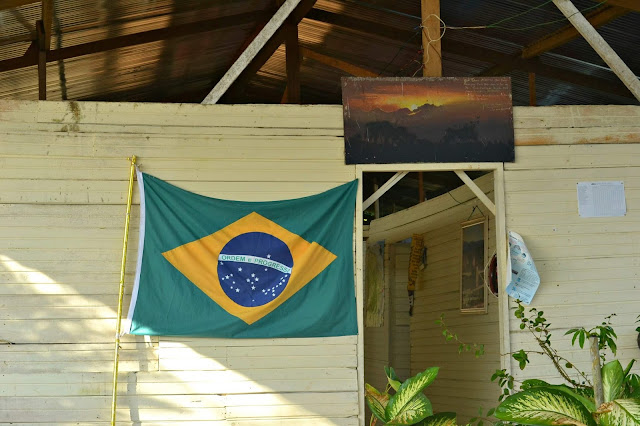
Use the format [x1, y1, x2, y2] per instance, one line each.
[342, 77, 515, 164]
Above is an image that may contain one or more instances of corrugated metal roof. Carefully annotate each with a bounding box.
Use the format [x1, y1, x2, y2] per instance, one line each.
[0, 0, 638, 105]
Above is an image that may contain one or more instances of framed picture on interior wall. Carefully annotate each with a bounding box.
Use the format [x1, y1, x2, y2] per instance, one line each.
[460, 217, 488, 313]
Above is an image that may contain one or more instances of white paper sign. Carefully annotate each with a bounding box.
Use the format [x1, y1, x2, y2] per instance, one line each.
[506, 231, 540, 305]
[577, 181, 626, 217]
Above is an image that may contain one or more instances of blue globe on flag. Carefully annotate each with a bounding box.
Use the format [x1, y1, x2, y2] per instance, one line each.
[217, 232, 293, 307]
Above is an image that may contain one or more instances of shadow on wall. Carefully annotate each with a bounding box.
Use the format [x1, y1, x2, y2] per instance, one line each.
[0, 205, 357, 424]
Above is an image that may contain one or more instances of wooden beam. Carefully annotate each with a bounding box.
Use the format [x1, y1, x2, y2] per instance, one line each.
[41, 0, 53, 50]
[36, 19, 46, 100]
[0, 11, 268, 72]
[523, 5, 628, 59]
[421, 0, 441, 77]
[420, 0, 442, 77]
[284, 20, 300, 103]
[363, 172, 408, 211]
[217, 0, 317, 103]
[601, 0, 640, 12]
[202, 0, 307, 104]
[481, 5, 628, 76]
[454, 170, 496, 216]
[300, 47, 377, 77]
[443, 39, 636, 99]
[418, 173, 425, 203]
[528, 73, 536, 106]
[553, 0, 640, 101]
[0, 0, 39, 10]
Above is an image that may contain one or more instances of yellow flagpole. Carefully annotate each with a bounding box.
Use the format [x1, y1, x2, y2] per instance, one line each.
[111, 155, 137, 426]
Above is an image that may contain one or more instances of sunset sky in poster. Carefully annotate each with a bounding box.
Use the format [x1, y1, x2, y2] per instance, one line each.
[344, 80, 511, 113]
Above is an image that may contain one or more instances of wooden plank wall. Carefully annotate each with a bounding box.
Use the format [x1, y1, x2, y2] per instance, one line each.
[505, 141, 640, 385]
[0, 100, 359, 425]
[368, 174, 501, 423]
[390, 244, 411, 382]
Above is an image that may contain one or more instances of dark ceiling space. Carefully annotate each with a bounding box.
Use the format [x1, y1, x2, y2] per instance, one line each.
[1, 0, 638, 106]
[1, 0, 637, 220]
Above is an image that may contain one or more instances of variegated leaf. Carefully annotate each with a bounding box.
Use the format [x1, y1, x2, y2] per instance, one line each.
[386, 394, 432, 425]
[386, 367, 439, 422]
[495, 388, 597, 426]
[365, 383, 390, 423]
[598, 399, 640, 426]
[417, 411, 457, 425]
[522, 383, 596, 413]
[602, 360, 624, 403]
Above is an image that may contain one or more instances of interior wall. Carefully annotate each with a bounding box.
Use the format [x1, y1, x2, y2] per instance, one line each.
[367, 174, 501, 423]
[410, 175, 500, 422]
[0, 100, 360, 425]
[363, 243, 410, 419]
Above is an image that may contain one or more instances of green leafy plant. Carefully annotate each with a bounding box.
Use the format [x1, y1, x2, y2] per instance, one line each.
[437, 314, 485, 358]
[493, 302, 640, 425]
[365, 366, 457, 425]
[437, 304, 640, 425]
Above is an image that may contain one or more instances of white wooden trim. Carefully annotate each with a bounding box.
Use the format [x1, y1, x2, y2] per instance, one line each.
[201, 0, 304, 104]
[552, 0, 640, 101]
[454, 170, 497, 216]
[362, 172, 408, 210]
[356, 163, 502, 172]
[355, 169, 365, 426]
[493, 164, 511, 372]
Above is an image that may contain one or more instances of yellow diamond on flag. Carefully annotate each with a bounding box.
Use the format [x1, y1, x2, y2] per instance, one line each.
[162, 212, 337, 325]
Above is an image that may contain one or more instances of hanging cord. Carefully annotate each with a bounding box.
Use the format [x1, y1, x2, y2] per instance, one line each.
[418, 13, 446, 73]
[52, 2, 68, 100]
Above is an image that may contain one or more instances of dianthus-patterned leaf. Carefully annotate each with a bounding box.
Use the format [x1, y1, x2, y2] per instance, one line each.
[495, 388, 596, 426]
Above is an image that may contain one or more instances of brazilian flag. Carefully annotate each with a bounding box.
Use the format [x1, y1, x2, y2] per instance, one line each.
[124, 171, 358, 338]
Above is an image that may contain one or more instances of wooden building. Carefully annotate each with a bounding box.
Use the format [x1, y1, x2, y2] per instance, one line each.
[1, 0, 639, 424]
[1, 100, 638, 425]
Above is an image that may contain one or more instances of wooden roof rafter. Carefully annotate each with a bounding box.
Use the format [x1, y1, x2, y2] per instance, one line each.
[480, 3, 630, 77]
[202, 0, 318, 104]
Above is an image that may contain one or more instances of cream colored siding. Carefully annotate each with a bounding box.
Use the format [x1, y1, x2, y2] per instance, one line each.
[504, 142, 640, 385]
[390, 244, 411, 381]
[0, 101, 359, 425]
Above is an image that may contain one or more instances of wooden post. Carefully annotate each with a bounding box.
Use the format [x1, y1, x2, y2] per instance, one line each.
[36, 20, 46, 100]
[284, 20, 300, 103]
[552, 0, 640, 102]
[420, 0, 440, 204]
[528, 73, 536, 106]
[590, 336, 604, 408]
[373, 179, 380, 219]
[421, 0, 442, 78]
